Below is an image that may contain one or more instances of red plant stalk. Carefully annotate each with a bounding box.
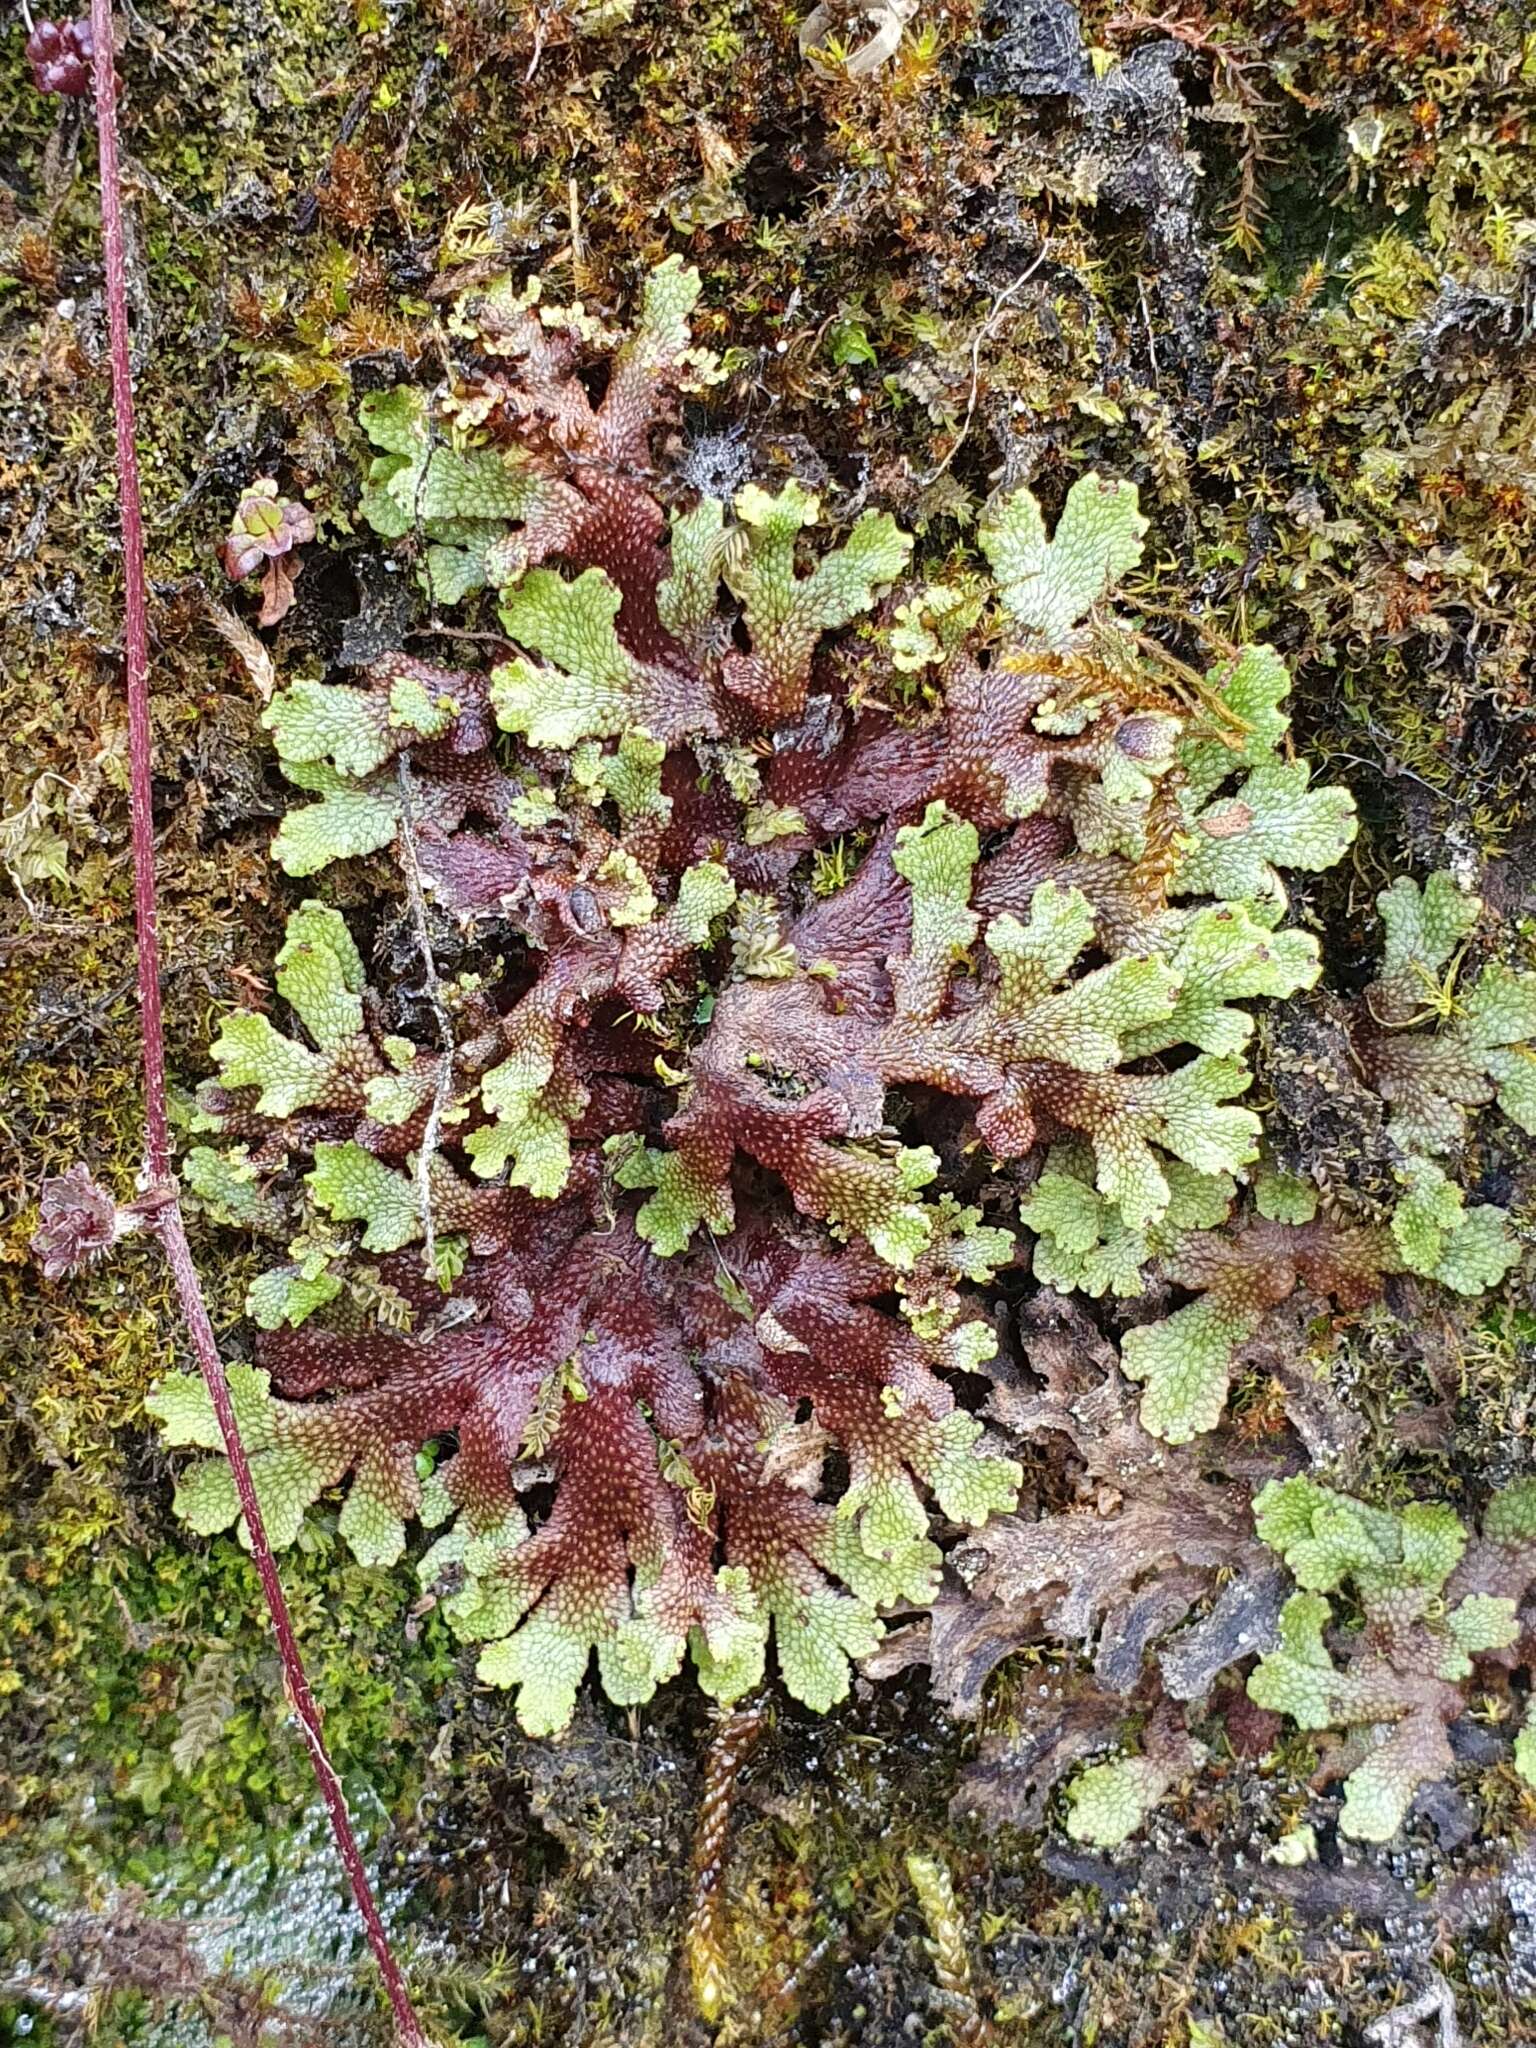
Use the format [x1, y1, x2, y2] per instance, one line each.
[87, 10, 432, 2043]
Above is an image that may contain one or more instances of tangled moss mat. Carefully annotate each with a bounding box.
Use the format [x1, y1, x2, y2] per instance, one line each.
[4, 1, 1536, 2043]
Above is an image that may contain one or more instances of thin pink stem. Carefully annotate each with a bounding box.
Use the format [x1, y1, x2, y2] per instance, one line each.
[90, 1, 167, 1187]
[157, 1210, 431, 2047]
[87, 10, 431, 2043]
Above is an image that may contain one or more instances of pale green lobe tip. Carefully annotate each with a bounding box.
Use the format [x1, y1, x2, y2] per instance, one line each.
[981, 471, 1148, 643]
[271, 761, 400, 877]
[308, 1141, 423, 1252]
[493, 567, 640, 748]
[633, 252, 704, 360]
[1121, 1292, 1260, 1445]
[657, 499, 727, 639]
[1063, 1746, 1199, 1848]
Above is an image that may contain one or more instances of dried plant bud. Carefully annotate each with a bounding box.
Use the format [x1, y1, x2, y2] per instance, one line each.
[26, 17, 94, 97]
[219, 479, 316, 581]
[31, 1164, 138, 1278]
